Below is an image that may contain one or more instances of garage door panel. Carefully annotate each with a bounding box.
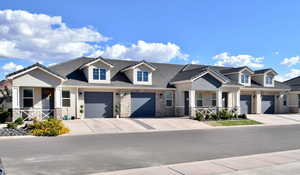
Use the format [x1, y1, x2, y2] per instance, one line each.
[240, 95, 251, 114]
[84, 92, 113, 118]
[262, 95, 275, 114]
[131, 93, 155, 117]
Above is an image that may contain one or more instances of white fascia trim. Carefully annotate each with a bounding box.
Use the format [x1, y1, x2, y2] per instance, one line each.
[81, 59, 114, 69]
[6, 66, 65, 81]
[63, 85, 175, 90]
[240, 87, 290, 91]
[122, 62, 156, 72]
[223, 67, 254, 75]
[170, 80, 192, 85]
[191, 71, 227, 83]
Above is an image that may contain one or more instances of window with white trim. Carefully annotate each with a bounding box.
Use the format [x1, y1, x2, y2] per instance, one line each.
[241, 73, 249, 84]
[266, 75, 273, 85]
[211, 94, 216, 107]
[196, 92, 203, 107]
[23, 88, 33, 108]
[93, 68, 107, 80]
[62, 90, 70, 107]
[164, 92, 173, 107]
[137, 71, 149, 82]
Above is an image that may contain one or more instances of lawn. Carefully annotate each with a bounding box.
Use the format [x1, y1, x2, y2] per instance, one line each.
[205, 120, 262, 126]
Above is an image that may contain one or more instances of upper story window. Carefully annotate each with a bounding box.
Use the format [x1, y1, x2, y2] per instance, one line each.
[241, 73, 249, 84]
[23, 88, 34, 108]
[93, 68, 106, 80]
[266, 75, 273, 85]
[137, 71, 149, 82]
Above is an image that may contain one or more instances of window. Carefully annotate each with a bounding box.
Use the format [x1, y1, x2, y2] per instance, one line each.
[241, 73, 249, 84]
[23, 88, 33, 108]
[137, 71, 149, 82]
[164, 92, 173, 107]
[266, 75, 273, 85]
[93, 68, 107, 80]
[196, 92, 203, 107]
[211, 94, 216, 106]
[283, 95, 287, 106]
[62, 90, 70, 107]
[93, 68, 99, 80]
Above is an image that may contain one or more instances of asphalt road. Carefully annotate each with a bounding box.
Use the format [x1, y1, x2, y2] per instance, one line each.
[1, 125, 300, 175]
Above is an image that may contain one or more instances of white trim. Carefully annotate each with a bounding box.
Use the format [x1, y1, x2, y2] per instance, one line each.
[223, 67, 254, 75]
[121, 62, 156, 72]
[62, 90, 71, 107]
[240, 87, 289, 91]
[22, 88, 34, 108]
[81, 58, 114, 69]
[7, 66, 65, 81]
[191, 71, 227, 83]
[63, 85, 176, 90]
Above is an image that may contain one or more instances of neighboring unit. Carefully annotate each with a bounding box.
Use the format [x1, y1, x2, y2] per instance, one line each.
[5, 57, 291, 121]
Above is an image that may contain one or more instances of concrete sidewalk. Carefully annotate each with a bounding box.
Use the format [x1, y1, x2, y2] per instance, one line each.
[90, 149, 300, 175]
[248, 114, 300, 125]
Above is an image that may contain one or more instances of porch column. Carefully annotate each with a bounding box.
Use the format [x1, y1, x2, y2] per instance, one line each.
[255, 91, 261, 114]
[189, 90, 196, 117]
[235, 89, 241, 114]
[216, 89, 222, 111]
[12, 86, 20, 121]
[55, 86, 62, 119]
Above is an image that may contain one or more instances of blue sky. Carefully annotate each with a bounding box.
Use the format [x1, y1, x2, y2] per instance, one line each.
[1, 0, 300, 81]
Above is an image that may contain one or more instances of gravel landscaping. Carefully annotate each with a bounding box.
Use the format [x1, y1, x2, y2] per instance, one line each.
[0, 128, 28, 136]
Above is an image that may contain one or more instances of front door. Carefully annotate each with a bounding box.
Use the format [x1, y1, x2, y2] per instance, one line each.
[42, 88, 54, 115]
[184, 91, 189, 116]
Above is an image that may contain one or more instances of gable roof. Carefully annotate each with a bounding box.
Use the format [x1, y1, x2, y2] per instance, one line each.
[284, 76, 300, 91]
[121, 60, 157, 72]
[79, 57, 114, 69]
[6, 63, 65, 80]
[170, 66, 230, 84]
[220, 66, 254, 74]
[254, 68, 278, 75]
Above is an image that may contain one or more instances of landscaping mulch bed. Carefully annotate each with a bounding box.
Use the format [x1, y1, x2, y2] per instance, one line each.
[0, 128, 28, 136]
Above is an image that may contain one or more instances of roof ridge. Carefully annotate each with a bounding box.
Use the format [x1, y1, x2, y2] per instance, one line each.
[48, 57, 90, 68]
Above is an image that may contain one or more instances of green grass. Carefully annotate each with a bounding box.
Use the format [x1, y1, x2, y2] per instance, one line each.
[206, 120, 262, 126]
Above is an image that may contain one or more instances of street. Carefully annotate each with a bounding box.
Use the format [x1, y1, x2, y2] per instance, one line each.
[1, 125, 300, 175]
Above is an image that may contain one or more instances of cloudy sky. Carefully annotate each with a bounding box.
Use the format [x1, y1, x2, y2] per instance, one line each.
[1, 0, 300, 81]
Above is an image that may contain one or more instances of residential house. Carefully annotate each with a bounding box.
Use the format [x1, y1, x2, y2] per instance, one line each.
[284, 77, 300, 113]
[5, 57, 290, 121]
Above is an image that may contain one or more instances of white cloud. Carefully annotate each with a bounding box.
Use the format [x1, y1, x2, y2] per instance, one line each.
[0, 9, 110, 62]
[280, 56, 300, 67]
[90, 40, 188, 63]
[275, 69, 300, 82]
[1, 62, 24, 71]
[213, 52, 264, 68]
[274, 51, 279, 55]
[190, 60, 199, 64]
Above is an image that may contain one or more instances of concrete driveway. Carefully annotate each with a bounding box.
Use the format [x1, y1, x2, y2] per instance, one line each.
[63, 118, 211, 135]
[247, 114, 300, 125]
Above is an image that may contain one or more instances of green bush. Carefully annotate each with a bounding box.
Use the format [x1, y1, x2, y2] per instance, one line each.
[238, 114, 247, 119]
[205, 114, 212, 120]
[7, 122, 17, 129]
[211, 113, 220, 120]
[195, 113, 205, 121]
[0, 110, 10, 123]
[27, 118, 70, 136]
[14, 117, 24, 125]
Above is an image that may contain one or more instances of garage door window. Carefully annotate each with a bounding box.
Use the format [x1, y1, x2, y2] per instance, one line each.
[62, 90, 70, 107]
[164, 92, 173, 107]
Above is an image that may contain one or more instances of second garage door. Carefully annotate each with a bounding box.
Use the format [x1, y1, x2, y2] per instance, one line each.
[131, 92, 155, 117]
[240, 95, 252, 114]
[84, 92, 113, 118]
[261, 95, 275, 114]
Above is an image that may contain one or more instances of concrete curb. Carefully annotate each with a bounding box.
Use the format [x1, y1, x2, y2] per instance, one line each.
[0, 135, 35, 140]
[89, 149, 300, 175]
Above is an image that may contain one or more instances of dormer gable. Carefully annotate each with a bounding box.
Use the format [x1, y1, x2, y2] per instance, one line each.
[221, 66, 254, 86]
[80, 57, 114, 84]
[253, 69, 277, 87]
[121, 60, 156, 85]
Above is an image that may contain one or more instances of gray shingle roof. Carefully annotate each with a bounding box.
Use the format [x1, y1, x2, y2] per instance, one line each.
[254, 68, 278, 75]
[284, 76, 300, 91]
[219, 66, 253, 74]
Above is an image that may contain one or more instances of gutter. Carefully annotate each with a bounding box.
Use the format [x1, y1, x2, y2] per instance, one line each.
[62, 85, 176, 91]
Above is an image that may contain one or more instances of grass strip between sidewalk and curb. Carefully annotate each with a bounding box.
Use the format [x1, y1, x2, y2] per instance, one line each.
[205, 120, 263, 126]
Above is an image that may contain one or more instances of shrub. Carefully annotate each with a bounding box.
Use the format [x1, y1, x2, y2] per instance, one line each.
[238, 114, 247, 119]
[27, 118, 70, 136]
[205, 114, 212, 120]
[210, 113, 220, 120]
[195, 113, 205, 121]
[7, 122, 17, 129]
[14, 117, 24, 125]
[0, 110, 10, 123]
